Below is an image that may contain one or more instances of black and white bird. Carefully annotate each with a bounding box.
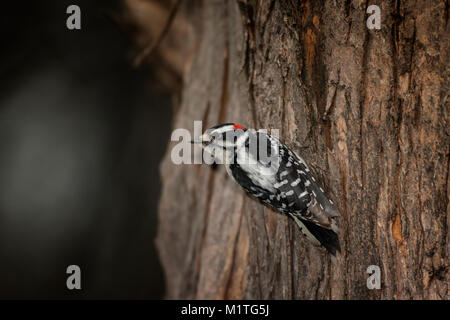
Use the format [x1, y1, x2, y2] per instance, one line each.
[193, 123, 340, 254]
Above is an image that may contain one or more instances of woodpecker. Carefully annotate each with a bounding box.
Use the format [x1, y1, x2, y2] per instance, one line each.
[193, 123, 340, 254]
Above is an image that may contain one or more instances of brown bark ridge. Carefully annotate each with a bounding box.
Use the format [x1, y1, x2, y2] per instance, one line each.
[145, 0, 448, 299]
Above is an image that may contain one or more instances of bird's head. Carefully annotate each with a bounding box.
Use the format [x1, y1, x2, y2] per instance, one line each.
[192, 123, 248, 163]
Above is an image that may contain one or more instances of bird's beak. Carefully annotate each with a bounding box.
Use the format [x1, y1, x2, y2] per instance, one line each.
[190, 133, 211, 145]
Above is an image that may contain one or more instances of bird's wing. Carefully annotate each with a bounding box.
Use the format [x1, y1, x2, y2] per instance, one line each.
[273, 142, 339, 232]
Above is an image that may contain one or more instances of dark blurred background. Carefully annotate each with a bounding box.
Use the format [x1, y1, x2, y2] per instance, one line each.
[0, 0, 171, 298]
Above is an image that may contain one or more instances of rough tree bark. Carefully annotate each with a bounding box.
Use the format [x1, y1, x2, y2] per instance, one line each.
[131, 0, 448, 299]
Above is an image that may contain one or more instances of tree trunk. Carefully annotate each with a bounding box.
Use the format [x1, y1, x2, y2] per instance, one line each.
[154, 0, 448, 299]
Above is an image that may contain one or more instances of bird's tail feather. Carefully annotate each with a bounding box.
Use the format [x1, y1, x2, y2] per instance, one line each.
[298, 218, 341, 255]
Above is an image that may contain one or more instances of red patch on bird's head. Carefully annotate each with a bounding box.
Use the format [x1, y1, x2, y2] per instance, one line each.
[232, 123, 246, 130]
